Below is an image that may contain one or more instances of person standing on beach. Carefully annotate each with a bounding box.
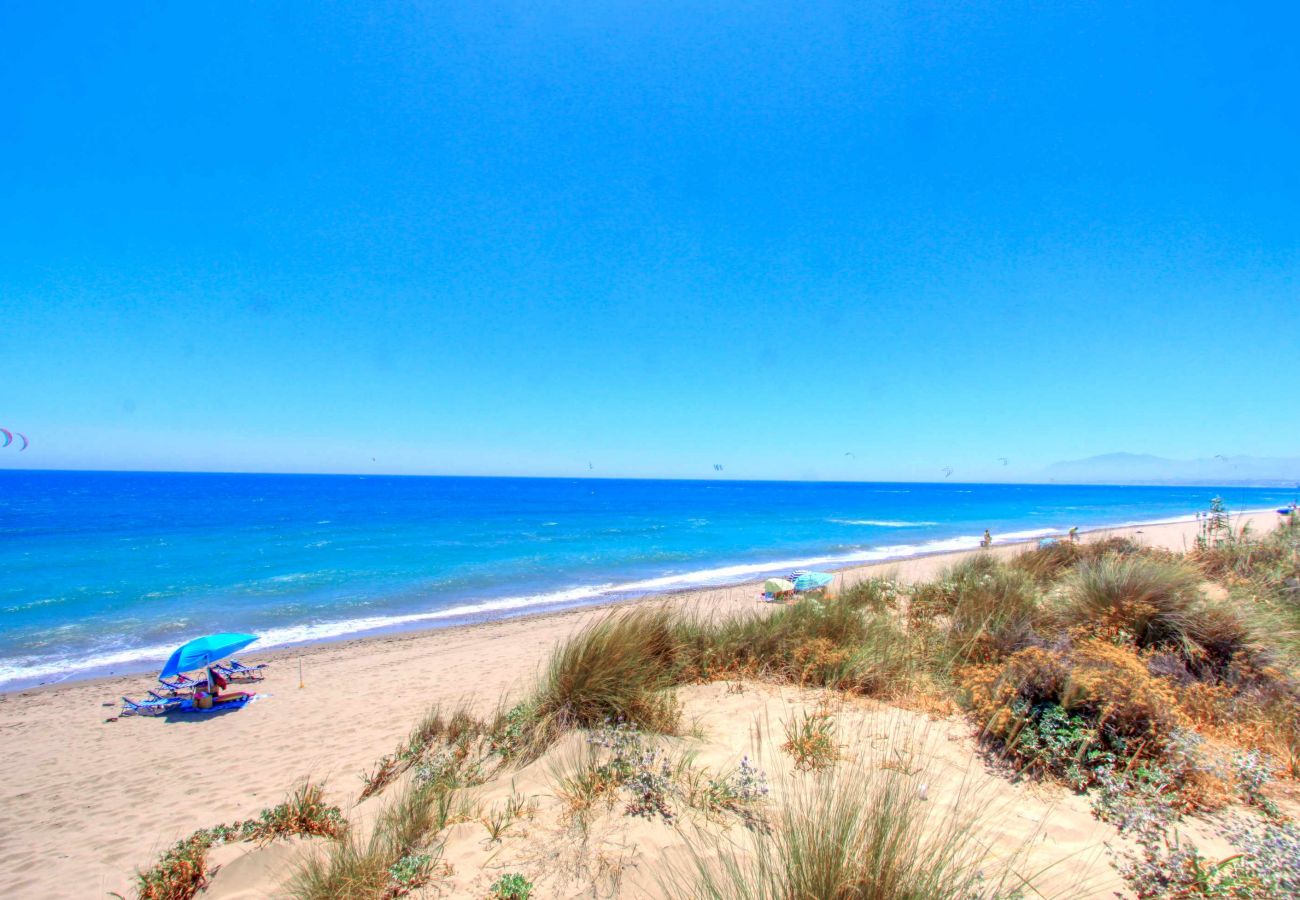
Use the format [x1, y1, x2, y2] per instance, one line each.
[1068, 526, 1079, 543]
[980, 529, 992, 548]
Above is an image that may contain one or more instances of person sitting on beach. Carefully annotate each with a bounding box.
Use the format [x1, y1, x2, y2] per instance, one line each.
[194, 667, 250, 707]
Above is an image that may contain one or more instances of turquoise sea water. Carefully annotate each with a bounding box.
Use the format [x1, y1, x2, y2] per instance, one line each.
[0, 471, 1291, 689]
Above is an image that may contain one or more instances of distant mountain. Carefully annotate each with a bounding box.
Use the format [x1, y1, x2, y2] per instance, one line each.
[1041, 453, 1300, 486]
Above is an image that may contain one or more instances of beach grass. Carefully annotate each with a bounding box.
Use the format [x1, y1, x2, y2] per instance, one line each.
[129, 510, 1300, 898]
[669, 726, 1036, 900]
[533, 608, 683, 733]
[287, 778, 464, 900]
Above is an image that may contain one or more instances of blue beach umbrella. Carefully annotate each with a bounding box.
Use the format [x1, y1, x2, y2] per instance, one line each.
[161, 632, 258, 678]
[793, 572, 833, 591]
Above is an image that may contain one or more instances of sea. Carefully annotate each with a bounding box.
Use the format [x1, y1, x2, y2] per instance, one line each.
[0, 471, 1292, 690]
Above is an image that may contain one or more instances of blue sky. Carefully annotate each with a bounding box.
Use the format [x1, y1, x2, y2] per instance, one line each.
[1, 2, 1296, 481]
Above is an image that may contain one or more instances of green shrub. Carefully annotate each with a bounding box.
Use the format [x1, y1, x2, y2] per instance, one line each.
[490, 873, 534, 899]
[961, 640, 1188, 787]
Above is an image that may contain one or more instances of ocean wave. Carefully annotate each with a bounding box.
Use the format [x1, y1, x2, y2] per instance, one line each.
[268, 572, 317, 583]
[2, 596, 66, 613]
[828, 519, 939, 527]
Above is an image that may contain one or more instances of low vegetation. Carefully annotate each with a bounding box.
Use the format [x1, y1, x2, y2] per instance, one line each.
[548, 720, 769, 829]
[671, 741, 1025, 900]
[131, 509, 1300, 898]
[128, 781, 345, 900]
[781, 708, 840, 771]
[287, 777, 466, 899]
[489, 872, 535, 899]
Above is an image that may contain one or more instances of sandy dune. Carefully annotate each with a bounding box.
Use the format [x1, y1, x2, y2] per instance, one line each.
[0, 510, 1280, 898]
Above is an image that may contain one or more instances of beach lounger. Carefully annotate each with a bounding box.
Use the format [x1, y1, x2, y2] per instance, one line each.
[157, 673, 203, 695]
[120, 694, 183, 716]
[213, 660, 267, 681]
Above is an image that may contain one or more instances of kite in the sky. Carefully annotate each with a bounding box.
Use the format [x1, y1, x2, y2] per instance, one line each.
[0, 429, 10, 448]
[17, 433, 27, 451]
[713, 464, 724, 472]
[844, 452, 855, 458]
[998, 457, 1009, 466]
[941, 466, 953, 478]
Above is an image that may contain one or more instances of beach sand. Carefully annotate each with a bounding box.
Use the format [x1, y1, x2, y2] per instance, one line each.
[0, 509, 1281, 898]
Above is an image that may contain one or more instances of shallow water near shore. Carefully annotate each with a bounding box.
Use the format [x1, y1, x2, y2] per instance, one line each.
[0, 470, 1290, 688]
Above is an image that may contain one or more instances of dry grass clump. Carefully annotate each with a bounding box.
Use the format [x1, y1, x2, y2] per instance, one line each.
[781, 709, 839, 771]
[678, 597, 917, 696]
[962, 639, 1187, 785]
[670, 738, 1025, 900]
[1179, 681, 1300, 779]
[1198, 518, 1300, 668]
[909, 555, 1039, 667]
[1013, 536, 1156, 583]
[1049, 555, 1258, 677]
[837, 576, 905, 612]
[1191, 522, 1291, 582]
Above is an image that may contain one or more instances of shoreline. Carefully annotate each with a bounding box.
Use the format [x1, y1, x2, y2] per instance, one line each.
[4, 505, 1277, 699]
[0, 508, 1283, 897]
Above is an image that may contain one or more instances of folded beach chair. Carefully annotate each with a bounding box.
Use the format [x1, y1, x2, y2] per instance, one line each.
[213, 659, 267, 681]
[120, 694, 183, 716]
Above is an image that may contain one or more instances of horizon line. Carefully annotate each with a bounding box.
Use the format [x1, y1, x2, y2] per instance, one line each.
[0, 466, 1295, 490]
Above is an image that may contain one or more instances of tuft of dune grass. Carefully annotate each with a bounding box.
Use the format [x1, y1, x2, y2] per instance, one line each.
[288, 778, 460, 900]
[675, 597, 918, 696]
[534, 608, 683, 732]
[668, 720, 1048, 900]
[1049, 554, 1257, 674]
[909, 555, 1039, 671]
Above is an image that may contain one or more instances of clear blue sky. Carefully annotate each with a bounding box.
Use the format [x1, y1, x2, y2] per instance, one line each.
[1, 2, 1296, 481]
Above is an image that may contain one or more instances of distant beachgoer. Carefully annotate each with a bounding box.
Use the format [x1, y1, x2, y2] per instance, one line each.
[1068, 526, 1078, 543]
[980, 529, 992, 548]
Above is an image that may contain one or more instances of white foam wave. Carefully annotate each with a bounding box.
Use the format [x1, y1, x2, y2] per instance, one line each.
[828, 519, 939, 527]
[993, 528, 1060, 542]
[269, 572, 315, 583]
